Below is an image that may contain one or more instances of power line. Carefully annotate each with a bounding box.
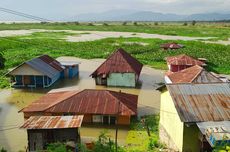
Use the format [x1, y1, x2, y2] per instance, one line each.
[0, 7, 51, 22]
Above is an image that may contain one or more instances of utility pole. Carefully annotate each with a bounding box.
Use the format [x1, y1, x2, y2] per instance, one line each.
[115, 98, 121, 152]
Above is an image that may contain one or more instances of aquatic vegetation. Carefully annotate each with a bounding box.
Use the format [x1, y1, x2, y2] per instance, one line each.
[0, 31, 230, 88]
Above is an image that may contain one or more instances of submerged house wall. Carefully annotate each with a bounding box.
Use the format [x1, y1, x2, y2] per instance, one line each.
[61, 65, 79, 79]
[24, 112, 131, 125]
[107, 73, 136, 87]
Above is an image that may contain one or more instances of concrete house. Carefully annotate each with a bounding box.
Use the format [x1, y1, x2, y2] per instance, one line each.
[21, 89, 138, 125]
[166, 54, 206, 72]
[160, 83, 230, 152]
[165, 65, 222, 84]
[91, 48, 143, 87]
[21, 115, 83, 152]
[7, 55, 80, 88]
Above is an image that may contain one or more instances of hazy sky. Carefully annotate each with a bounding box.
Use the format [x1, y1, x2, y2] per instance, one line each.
[1, 0, 230, 20]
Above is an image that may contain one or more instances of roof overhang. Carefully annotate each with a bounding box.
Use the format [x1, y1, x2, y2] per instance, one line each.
[196, 121, 230, 147]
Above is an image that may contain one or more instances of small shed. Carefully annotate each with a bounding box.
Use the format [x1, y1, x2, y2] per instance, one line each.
[7, 55, 64, 88]
[166, 54, 206, 72]
[160, 42, 184, 50]
[165, 65, 222, 84]
[21, 89, 138, 125]
[56, 57, 80, 79]
[21, 115, 83, 152]
[91, 48, 143, 87]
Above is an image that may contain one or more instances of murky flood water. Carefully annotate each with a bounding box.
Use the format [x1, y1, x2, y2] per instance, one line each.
[0, 57, 164, 152]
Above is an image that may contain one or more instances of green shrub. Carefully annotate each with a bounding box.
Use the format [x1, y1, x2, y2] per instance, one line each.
[0, 147, 7, 152]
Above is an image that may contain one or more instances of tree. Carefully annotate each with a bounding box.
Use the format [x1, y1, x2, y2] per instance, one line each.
[103, 23, 109, 26]
[183, 22, 188, 26]
[122, 22, 127, 26]
[133, 22, 138, 26]
[92, 130, 125, 152]
[154, 22, 159, 26]
[0, 50, 5, 69]
[192, 20, 197, 26]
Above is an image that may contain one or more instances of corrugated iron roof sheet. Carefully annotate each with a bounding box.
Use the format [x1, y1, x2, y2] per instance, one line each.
[166, 54, 205, 66]
[39, 55, 63, 71]
[8, 55, 63, 78]
[166, 65, 222, 83]
[161, 43, 183, 49]
[20, 115, 83, 129]
[21, 91, 78, 112]
[26, 58, 60, 78]
[167, 83, 230, 123]
[22, 89, 138, 116]
[91, 48, 143, 77]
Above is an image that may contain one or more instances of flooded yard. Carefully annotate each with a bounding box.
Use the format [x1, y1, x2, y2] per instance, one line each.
[0, 57, 164, 152]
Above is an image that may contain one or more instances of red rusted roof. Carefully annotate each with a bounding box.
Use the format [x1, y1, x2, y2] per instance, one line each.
[167, 83, 230, 122]
[39, 55, 63, 71]
[20, 115, 83, 129]
[166, 65, 222, 83]
[91, 48, 143, 77]
[22, 89, 138, 116]
[166, 54, 205, 66]
[161, 43, 183, 49]
[20, 91, 79, 112]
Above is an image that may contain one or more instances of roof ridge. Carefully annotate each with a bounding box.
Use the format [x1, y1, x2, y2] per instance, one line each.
[117, 49, 143, 75]
[189, 66, 204, 83]
[108, 90, 137, 114]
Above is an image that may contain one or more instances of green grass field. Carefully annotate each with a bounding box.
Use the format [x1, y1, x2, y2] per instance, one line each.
[0, 23, 230, 88]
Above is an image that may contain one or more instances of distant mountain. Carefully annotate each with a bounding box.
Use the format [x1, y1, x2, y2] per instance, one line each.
[184, 13, 230, 21]
[74, 10, 230, 21]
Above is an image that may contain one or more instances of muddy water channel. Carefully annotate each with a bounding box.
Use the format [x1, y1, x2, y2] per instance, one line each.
[0, 57, 164, 152]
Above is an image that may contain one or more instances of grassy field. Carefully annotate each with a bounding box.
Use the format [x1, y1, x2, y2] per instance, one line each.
[0, 26, 230, 88]
[125, 115, 163, 152]
[0, 22, 230, 40]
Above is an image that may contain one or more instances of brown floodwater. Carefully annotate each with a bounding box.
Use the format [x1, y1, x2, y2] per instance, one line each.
[0, 57, 164, 152]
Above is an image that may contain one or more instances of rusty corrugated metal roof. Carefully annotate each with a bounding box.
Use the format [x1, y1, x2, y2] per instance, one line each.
[39, 55, 63, 71]
[22, 89, 138, 116]
[161, 43, 183, 49]
[166, 65, 222, 83]
[166, 54, 205, 66]
[20, 91, 79, 112]
[167, 83, 230, 123]
[91, 48, 143, 77]
[20, 115, 83, 129]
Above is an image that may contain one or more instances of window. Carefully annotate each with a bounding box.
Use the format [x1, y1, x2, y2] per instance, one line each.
[93, 115, 103, 123]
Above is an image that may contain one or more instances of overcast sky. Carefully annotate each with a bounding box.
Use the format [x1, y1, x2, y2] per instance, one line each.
[1, 0, 230, 21]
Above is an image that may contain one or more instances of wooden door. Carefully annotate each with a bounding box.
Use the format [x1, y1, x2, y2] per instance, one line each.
[23, 76, 31, 85]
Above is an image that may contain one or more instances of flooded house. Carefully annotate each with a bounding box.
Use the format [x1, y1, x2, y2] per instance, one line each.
[160, 83, 230, 152]
[160, 42, 184, 50]
[91, 48, 143, 87]
[56, 57, 80, 79]
[21, 89, 138, 125]
[20, 115, 83, 152]
[7, 55, 80, 88]
[165, 65, 222, 83]
[166, 54, 206, 72]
